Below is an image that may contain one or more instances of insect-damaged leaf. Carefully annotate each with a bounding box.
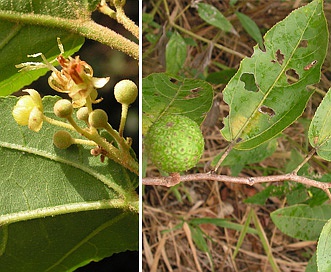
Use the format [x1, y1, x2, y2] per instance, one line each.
[142, 73, 213, 135]
[221, 0, 328, 150]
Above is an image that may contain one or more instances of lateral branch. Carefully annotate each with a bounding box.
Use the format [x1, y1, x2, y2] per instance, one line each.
[142, 173, 331, 200]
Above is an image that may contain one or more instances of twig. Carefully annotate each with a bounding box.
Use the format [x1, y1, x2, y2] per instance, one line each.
[292, 148, 316, 174]
[142, 173, 331, 200]
[213, 139, 239, 172]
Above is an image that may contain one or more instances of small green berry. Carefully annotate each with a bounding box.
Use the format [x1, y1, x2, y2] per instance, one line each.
[144, 115, 204, 173]
[54, 99, 73, 118]
[88, 109, 108, 129]
[114, 79, 138, 105]
[53, 130, 74, 149]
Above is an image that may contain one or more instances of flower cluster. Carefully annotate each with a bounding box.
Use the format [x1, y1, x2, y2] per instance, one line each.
[12, 39, 138, 175]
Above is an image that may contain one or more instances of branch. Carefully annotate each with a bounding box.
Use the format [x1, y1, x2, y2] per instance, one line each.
[0, 11, 139, 60]
[142, 173, 331, 199]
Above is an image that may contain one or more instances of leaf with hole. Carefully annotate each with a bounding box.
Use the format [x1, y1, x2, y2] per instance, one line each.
[142, 73, 213, 134]
[221, 0, 328, 150]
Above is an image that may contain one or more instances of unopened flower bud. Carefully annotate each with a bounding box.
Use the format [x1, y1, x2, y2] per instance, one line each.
[76, 107, 89, 121]
[53, 130, 74, 149]
[114, 79, 138, 105]
[54, 99, 73, 118]
[88, 109, 108, 129]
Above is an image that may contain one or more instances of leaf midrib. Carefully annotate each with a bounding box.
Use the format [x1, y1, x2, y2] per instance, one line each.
[0, 141, 126, 197]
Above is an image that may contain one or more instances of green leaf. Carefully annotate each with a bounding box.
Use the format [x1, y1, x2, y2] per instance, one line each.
[308, 87, 331, 160]
[233, 208, 252, 259]
[0, 0, 103, 96]
[188, 225, 214, 270]
[286, 184, 311, 205]
[221, 0, 328, 150]
[0, 96, 138, 271]
[305, 174, 331, 207]
[306, 252, 317, 272]
[0, 211, 138, 272]
[142, 73, 214, 134]
[206, 69, 237, 85]
[271, 204, 331, 241]
[196, 3, 235, 33]
[317, 218, 331, 272]
[251, 209, 280, 271]
[188, 225, 210, 253]
[235, 11, 264, 49]
[165, 32, 187, 75]
[244, 184, 287, 205]
[189, 217, 258, 235]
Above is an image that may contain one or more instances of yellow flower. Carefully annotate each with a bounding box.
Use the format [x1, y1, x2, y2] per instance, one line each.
[48, 55, 109, 108]
[12, 89, 44, 132]
[16, 39, 109, 108]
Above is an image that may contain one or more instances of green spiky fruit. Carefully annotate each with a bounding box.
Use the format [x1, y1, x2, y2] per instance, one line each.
[144, 115, 204, 173]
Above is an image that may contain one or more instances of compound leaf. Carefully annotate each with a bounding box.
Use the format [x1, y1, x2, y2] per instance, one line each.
[221, 0, 328, 150]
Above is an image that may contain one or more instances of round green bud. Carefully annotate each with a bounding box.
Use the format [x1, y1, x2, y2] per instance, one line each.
[88, 109, 108, 129]
[114, 79, 138, 105]
[53, 130, 74, 149]
[144, 115, 204, 174]
[76, 107, 89, 121]
[54, 99, 73, 118]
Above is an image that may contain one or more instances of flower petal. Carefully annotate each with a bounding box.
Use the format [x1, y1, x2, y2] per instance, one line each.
[12, 95, 35, 125]
[92, 77, 110, 88]
[28, 107, 43, 132]
[24, 89, 43, 111]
